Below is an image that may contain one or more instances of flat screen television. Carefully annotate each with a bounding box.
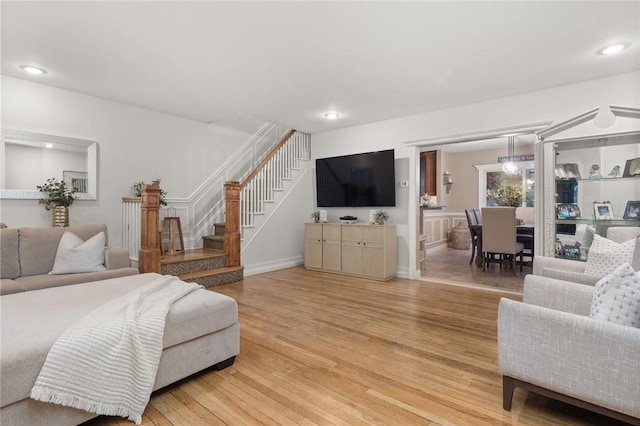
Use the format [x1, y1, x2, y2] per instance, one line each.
[315, 149, 396, 207]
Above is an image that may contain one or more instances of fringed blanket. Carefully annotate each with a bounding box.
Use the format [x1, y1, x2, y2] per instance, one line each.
[30, 275, 202, 425]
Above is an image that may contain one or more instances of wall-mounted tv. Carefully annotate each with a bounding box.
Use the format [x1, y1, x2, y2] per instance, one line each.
[316, 149, 396, 207]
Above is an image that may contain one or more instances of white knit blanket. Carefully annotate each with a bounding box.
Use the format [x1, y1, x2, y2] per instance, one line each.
[30, 275, 202, 425]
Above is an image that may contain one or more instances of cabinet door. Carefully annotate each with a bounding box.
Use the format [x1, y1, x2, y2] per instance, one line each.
[362, 227, 387, 278]
[341, 226, 364, 275]
[361, 243, 385, 277]
[322, 224, 342, 271]
[304, 224, 323, 269]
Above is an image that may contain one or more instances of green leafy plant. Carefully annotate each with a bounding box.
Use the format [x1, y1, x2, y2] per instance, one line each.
[373, 209, 389, 224]
[310, 211, 320, 222]
[494, 184, 524, 207]
[36, 178, 77, 210]
[131, 178, 167, 206]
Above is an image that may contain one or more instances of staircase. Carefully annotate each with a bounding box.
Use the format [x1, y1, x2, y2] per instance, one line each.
[130, 128, 310, 286]
[158, 222, 240, 287]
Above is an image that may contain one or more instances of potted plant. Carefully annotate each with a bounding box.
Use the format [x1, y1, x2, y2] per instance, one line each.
[310, 211, 320, 223]
[494, 184, 524, 207]
[131, 178, 168, 206]
[36, 178, 77, 227]
[373, 209, 389, 225]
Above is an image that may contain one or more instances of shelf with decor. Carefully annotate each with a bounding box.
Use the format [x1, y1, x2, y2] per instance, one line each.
[550, 131, 640, 261]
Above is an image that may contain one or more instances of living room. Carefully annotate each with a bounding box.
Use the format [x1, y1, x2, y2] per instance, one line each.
[2, 2, 639, 425]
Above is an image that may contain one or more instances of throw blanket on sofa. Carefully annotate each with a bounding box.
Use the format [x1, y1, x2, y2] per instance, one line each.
[30, 275, 202, 425]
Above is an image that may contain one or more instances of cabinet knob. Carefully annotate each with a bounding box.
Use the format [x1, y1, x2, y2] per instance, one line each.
[357, 242, 361, 245]
[363, 242, 366, 246]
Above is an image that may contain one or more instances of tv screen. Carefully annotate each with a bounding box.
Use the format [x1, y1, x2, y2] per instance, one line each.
[316, 149, 396, 207]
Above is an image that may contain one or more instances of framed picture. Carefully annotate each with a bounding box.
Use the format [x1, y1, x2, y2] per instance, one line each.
[622, 157, 640, 177]
[593, 202, 613, 220]
[623, 201, 640, 220]
[556, 203, 581, 219]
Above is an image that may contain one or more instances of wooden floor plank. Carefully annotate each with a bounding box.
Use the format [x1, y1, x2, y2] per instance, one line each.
[85, 266, 629, 426]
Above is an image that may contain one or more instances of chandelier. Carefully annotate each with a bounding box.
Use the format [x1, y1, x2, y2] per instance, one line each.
[502, 135, 519, 174]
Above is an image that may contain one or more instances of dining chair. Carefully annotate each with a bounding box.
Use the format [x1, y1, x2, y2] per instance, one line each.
[465, 209, 480, 265]
[472, 208, 482, 225]
[481, 207, 524, 275]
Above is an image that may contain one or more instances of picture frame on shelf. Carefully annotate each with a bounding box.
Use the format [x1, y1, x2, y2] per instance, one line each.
[556, 203, 581, 219]
[593, 201, 613, 220]
[622, 157, 640, 177]
[623, 201, 640, 220]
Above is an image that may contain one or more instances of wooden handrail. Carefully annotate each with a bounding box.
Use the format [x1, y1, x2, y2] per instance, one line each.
[239, 129, 296, 189]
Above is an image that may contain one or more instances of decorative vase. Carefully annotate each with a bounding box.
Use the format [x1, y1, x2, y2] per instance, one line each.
[52, 206, 69, 227]
[376, 219, 385, 225]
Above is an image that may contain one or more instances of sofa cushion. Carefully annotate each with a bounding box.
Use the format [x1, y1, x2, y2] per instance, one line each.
[15, 268, 138, 292]
[50, 231, 106, 274]
[0, 228, 20, 279]
[590, 263, 640, 328]
[583, 234, 636, 277]
[0, 273, 237, 408]
[18, 224, 107, 277]
[0, 279, 25, 295]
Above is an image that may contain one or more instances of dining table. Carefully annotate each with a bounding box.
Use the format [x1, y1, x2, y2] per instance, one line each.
[469, 224, 535, 267]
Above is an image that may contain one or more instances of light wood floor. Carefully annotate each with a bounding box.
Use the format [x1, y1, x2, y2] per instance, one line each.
[422, 247, 530, 293]
[87, 267, 624, 426]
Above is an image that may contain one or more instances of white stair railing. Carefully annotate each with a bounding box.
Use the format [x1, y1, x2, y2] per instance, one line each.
[121, 124, 310, 262]
[239, 131, 311, 229]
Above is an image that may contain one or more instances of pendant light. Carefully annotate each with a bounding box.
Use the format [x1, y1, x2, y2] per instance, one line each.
[502, 136, 518, 174]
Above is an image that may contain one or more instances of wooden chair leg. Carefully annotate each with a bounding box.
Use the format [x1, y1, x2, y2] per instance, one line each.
[469, 239, 476, 265]
[503, 376, 517, 410]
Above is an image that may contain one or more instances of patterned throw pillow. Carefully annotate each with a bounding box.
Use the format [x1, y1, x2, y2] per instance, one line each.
[590, 263, 640, 328]
[584, 234, 636, 277]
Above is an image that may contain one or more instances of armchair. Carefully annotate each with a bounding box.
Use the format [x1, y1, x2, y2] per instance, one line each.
[533, 226, 640, 285]
[498, 275, 640, 424]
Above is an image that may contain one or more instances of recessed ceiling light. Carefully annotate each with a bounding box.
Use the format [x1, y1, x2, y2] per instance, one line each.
[20, 65, 47, 75]
[45, 143, 54, 148]
[324, 112, 340, 119]
[597, 42, 631, 55]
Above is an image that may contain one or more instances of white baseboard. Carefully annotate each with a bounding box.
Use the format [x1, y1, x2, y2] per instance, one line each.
[243, 257, 414, 281]
[243, 256, 304, 277]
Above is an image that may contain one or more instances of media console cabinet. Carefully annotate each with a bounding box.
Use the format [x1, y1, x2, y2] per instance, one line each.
[304, 223, 397, 280]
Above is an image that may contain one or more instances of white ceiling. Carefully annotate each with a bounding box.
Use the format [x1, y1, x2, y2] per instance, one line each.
[2, 1, 639, 135]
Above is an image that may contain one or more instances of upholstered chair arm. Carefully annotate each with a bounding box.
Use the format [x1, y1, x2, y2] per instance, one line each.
[532, 256, 586, 276]
[105, 247, 131, 270]
[498, 298, 640, 419]
[523, 275, 594, 316]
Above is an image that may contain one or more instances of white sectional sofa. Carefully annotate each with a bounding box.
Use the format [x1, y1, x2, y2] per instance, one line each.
[0, 273, 240, 425]
[0, 223, 138, 295]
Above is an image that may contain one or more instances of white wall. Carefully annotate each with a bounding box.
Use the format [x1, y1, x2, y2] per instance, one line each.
[3, 72, 638, 278]
[311, 71, 640, 277]
[0, 76, 251, 246]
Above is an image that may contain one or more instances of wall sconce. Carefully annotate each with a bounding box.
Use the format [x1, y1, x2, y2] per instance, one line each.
[443, 171, 453, 194]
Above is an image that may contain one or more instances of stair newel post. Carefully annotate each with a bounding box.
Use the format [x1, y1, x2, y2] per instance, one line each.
[224, 181, 241, 267]
[138, 184, 162, 273]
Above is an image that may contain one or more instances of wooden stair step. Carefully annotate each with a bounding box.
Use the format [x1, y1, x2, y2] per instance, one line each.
[202, 235, 224, 250]
[179, 266, 244, 288]
[161, 248, 225, 264]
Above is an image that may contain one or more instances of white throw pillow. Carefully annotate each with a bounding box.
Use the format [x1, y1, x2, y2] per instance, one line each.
[50, 231, 107, 274]
[590, 263, 640, 328]
[583, 234, 635, 277]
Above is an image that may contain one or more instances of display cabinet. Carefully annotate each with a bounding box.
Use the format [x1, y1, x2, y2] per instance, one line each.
[549, 131, 640, 260]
